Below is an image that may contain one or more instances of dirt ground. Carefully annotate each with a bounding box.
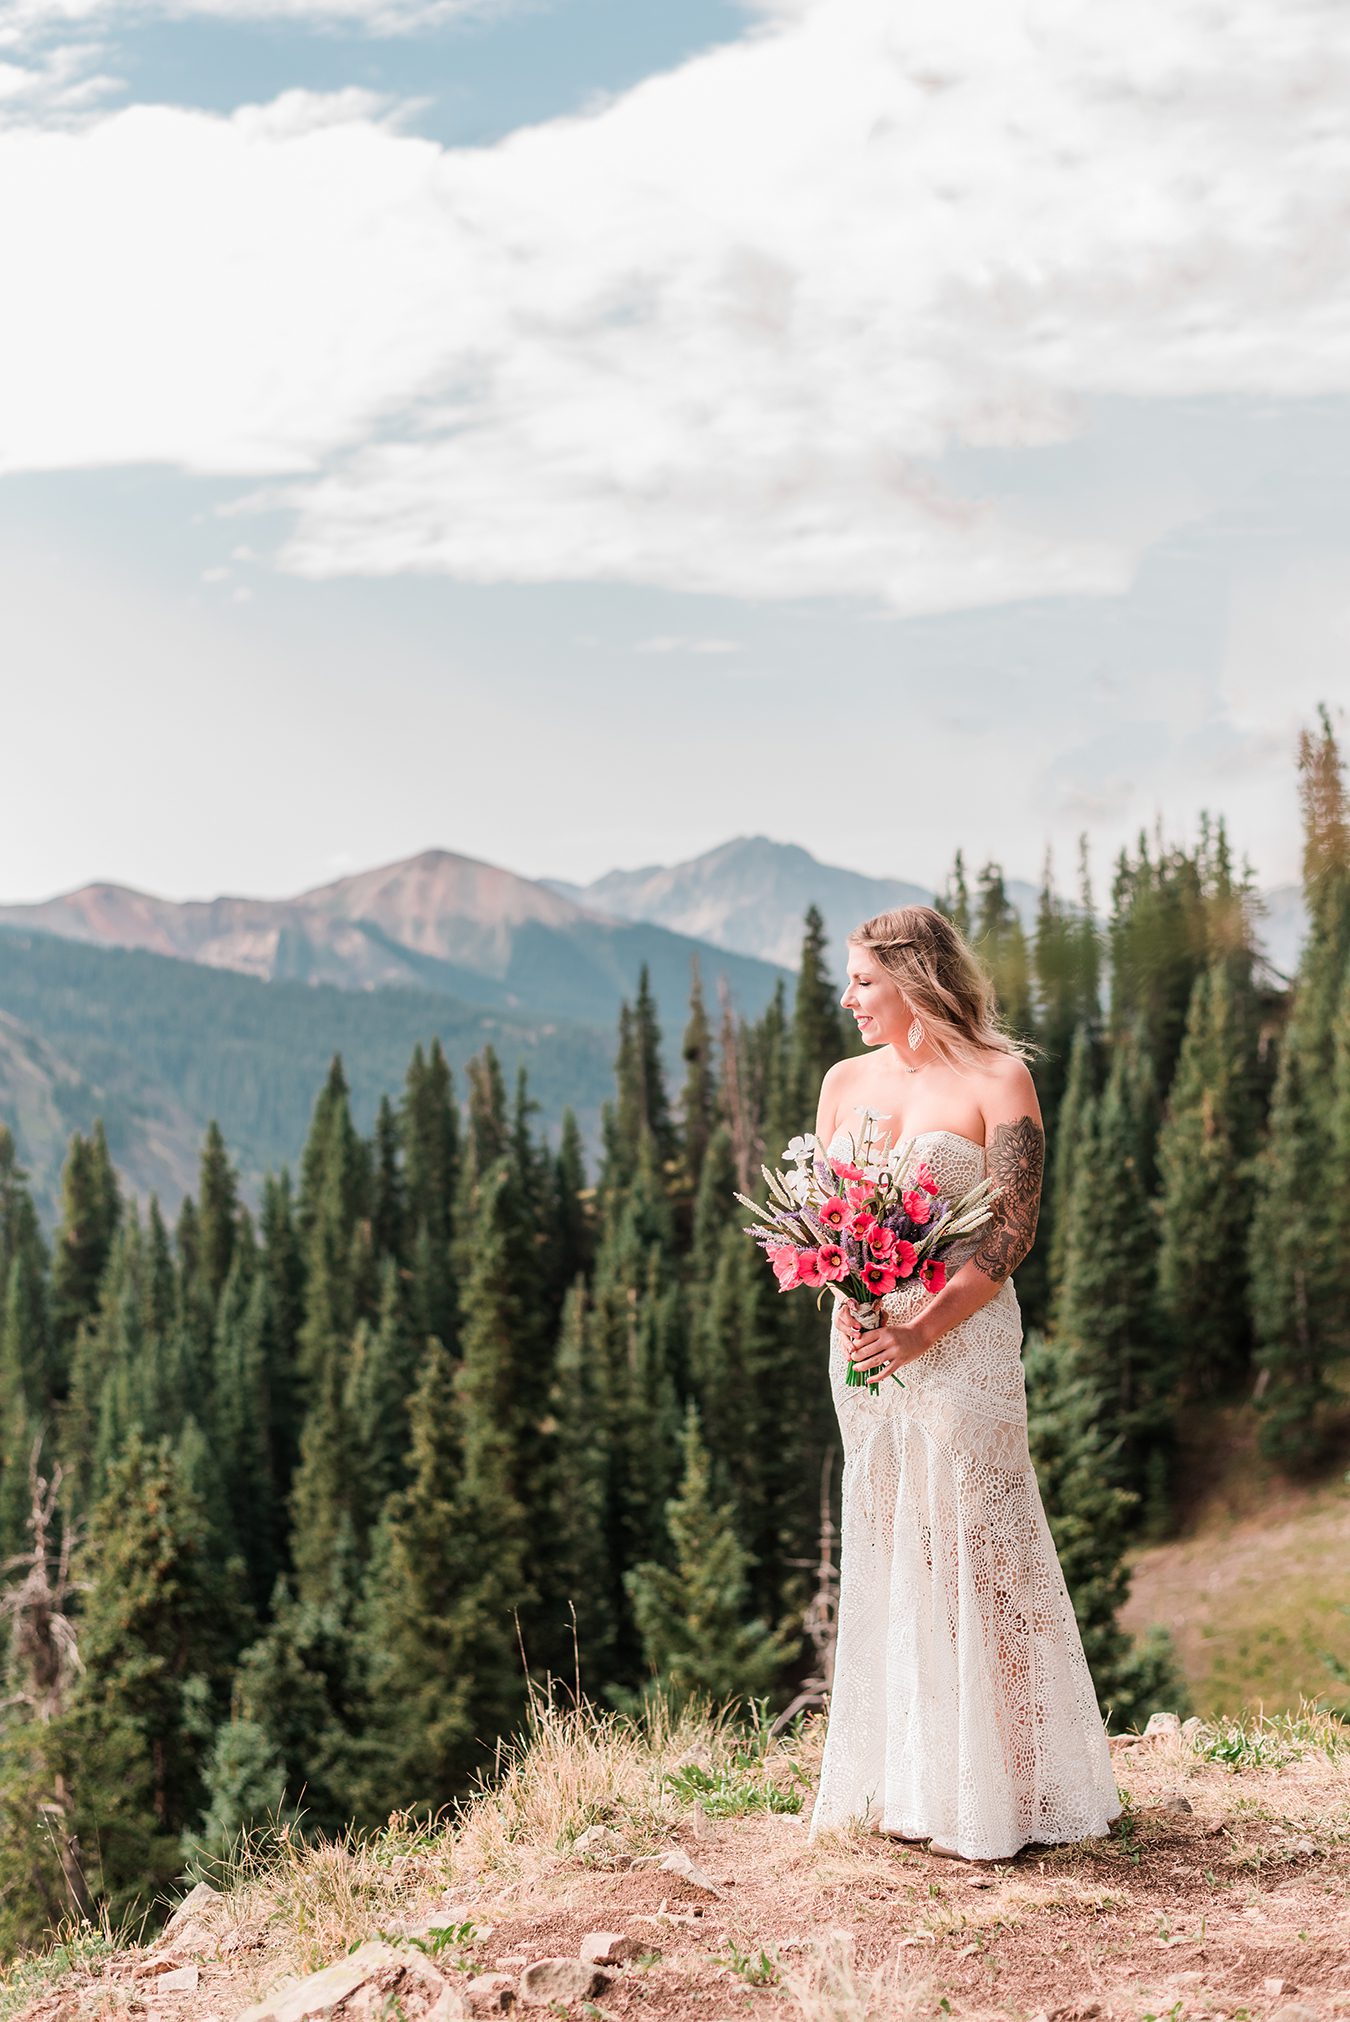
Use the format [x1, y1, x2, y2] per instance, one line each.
[13, 1723, 1350, 2022]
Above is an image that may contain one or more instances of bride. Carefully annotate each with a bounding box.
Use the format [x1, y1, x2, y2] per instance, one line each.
[806, 904, 1120, 1863]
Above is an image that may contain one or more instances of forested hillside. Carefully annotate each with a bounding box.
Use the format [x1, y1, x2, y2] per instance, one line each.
[0, 711, 1346, 1957]
[0, 932, 617, 1225]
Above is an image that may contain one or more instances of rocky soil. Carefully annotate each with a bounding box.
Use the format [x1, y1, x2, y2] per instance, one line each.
[8, 1711, 1349, 2022]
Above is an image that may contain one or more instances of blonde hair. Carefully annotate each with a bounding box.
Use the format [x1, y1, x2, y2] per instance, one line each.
[846, 904, 1039, 1073]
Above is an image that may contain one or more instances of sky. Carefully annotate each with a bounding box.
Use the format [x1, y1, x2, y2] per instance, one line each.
[1, 0, 1347, 907]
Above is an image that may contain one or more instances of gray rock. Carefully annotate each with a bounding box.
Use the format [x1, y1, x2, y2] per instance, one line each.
[517, 1958, 606, 2007]
[159, 1882, 222, 1943]
[1160, 1791, 1193, 1814]
[238, 1941, 463, 2022]
[579, 1931, 644, 1965]
[465, 1972, 514, 2013]
[571, 1823, 621, 1857]
[1142, 1711, 1182, 1738]
[155, 1965, 200, 1994]
[425, 1994, 473, 2022]
[1180, 1716, 1206, 1744]
[632, 1846, 724, 1895]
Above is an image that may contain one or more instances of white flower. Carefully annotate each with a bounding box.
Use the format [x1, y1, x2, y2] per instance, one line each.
[784, 1167, 814, 1202]
[782, 1134, 816, 1163]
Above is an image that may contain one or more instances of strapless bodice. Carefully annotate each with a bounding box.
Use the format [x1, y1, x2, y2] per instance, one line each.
[824, 1121, 1026, 1462]
[826, 1123, 986, 1199]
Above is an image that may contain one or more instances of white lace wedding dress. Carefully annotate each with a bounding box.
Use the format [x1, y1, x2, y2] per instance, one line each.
[807, 1127, 1121, 1861]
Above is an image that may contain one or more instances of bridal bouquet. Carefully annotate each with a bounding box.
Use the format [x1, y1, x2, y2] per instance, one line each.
[736, 1106, 1003, 1390]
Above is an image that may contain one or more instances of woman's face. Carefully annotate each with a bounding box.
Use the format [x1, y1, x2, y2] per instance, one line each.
[840, 950, 908, 1046]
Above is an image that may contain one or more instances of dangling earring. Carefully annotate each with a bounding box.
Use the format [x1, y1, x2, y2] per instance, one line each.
[907, 1013, 924, 1051]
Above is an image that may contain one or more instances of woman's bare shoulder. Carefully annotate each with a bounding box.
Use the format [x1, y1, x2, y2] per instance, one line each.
[815, 1055, 866, 1135]
[974, 1048, 1041, 1123]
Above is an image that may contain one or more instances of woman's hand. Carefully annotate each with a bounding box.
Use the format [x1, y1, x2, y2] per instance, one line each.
[837, 1300, 930, 1382]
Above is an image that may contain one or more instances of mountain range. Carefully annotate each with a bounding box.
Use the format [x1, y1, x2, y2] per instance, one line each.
[0, 836, 1308, 1223]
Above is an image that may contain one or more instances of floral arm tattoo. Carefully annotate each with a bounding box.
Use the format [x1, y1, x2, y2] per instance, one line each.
[970, 1115, 1044, 1282]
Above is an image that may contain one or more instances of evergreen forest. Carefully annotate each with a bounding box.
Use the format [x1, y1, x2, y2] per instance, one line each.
[0, 709, 1346, 1955]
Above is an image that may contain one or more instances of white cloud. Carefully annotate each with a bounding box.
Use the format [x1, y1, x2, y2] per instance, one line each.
[635, 635, 743, 655]
[0, 0, 504, 45]
[2, 0, 1349, 612]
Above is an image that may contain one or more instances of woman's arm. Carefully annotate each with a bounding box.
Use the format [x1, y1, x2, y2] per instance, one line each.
[844, 1056, 1045, 1377]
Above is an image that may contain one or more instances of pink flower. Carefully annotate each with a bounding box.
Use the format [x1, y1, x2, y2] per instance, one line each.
[860, 1259, 898, 1296]
[901, 1188, 933, 1225]
[915, 1160, 940, 1196]
[845, 1182, 873, 1209]
[817, 1195, 850, 1232]
[869, 1226, 899, 1261]
[893, 1240, 918, 1278]
[816, 1243, 847, 1281]
[768, 1244, 800, 1289]
[830, 1156, 864, 1183]
[920, 1257, 946, 1293]
[795, 1248, 824, 1287]
[848, 1209, 879, 1242]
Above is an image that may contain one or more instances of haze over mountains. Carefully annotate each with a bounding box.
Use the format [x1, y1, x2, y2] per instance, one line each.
[0, 834, 1308, 1223]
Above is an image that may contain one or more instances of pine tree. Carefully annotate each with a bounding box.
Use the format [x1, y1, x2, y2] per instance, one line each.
[463, 1045, 509, 1176]
[288, 1309, 360, 1607]
[0, 1128, 47, 1339]
[1046, 1023, 1097, 1323]
[1024, 1334, 1186, 1728]
[1, 1176, 49, 1421]
[213, 1253, 281, 1611]
[183, 1701, 291, 1868]
[1248, 995, 1342, 1464]
[343, 1253, 419, 1524]
[142, 1196, 177, 1342]
[688, 1221, 800, 1625]
[259, 1171, 305, 1509]
[938, 849, 972, 937]
[1156, 964, 1256, 1397]
[401, 1039, 460, 1354]
[973, 862, 1033, 1038]
[577, 1144, 684, 1684]
[551, 1108, 593, 1284]
[298, 1057, 369, 1251]
[363, 1323, 532, 1811]
[678, 956, 716, 1204]
[1054, 1029, 1171, 1523]
[604, 968, 677, 1197]
[225, 1562, 371, 1840]
[369, 1094, 407, 1268]
[197, 1120, 242, 1317]
[624, 1401, 796, 1708]
[538, 1278, 614, 1689]
[746, 978, 793, 1179]
[789, 906, 848, 1126]
[0, 1289, 34, 1561]
[59, 1434, 241, 1915]
[49, 1123, 121, 1394]
[1246, 706, 1350, 1464]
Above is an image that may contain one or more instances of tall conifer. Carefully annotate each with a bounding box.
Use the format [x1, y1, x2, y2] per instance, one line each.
[1156, 964, 1256, 1396]
[624, 1401, 796, 1708]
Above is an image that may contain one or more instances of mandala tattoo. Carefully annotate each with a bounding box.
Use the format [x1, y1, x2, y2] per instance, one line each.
[970, 1115, 1044, 1282]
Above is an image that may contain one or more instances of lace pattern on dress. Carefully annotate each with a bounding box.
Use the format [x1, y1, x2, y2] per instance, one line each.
[808, 1126, 1121, 1861]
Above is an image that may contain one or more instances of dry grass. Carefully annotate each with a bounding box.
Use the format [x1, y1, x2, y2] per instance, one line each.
[447, 1683, 781, 1881]
[776, 1928, 934, 2022]
[7, 1695, 1350, 2022]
